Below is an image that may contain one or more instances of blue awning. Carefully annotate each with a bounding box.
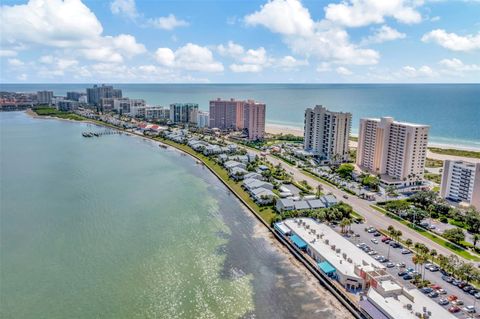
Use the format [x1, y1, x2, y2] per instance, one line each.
[318, 261, 336, 274]
[290, 234, 307, 249]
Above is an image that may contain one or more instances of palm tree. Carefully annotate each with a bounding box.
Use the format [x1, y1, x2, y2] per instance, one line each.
[429, 249, 438, 263]
[340, 218, 351, 234]
[316, 184, 323, 198]
[412, 255, 419, 272]
[405, 238, 413, 250]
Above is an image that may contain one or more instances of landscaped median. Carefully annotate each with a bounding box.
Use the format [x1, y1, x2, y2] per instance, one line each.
[155, 137, 277, 224]
[370, 204, 480, 261]
[301, 168, 337, 187]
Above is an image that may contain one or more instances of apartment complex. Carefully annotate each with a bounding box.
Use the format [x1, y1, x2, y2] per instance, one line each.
[440, 160, 480, 209]
[197, 111, 209, 128]
[209, 98, 266, 140]
[86, 84, 122, 106]
[57, 100, 79, 112]
[209, 98, 244, 130]
[243, 100, 266, 140]
[356, 117, 429, 186]
[169, 103, 199, 125]
[37, 91, 53, 105]
[66, 91, 84, 102]
[303, 105, 351, 163]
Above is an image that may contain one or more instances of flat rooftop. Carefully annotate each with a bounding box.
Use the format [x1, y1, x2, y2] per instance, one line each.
[366, 287, 457, 319]
[283, 218, 385, 278]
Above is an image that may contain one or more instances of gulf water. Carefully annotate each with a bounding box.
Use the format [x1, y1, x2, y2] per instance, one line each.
[1, 83, 479, 149]
[0, 112, 348, 319]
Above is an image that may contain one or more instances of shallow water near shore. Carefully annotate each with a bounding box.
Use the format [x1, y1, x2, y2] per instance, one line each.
[0, 111, 351, 319]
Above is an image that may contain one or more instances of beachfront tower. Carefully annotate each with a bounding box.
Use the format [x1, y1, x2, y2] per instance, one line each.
[440, 160, 480, 209]
[303, 105, 351, 164]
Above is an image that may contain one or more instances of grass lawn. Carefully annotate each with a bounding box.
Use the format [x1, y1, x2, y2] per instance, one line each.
[426, 158, 444, 168]
[424, 172, 441, 184]
[156, 137, 277, 224]
[370, 205, 480, 261]
[429, 147, 480, 159]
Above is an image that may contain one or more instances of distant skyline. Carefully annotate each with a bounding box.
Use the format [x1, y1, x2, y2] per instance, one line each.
[1, 0, 479, 83]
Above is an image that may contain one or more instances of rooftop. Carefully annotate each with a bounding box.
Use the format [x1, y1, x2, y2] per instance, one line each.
[283, 218, 385, 278]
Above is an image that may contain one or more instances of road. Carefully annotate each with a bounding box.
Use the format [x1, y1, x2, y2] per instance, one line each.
[256, 150, 477, 265]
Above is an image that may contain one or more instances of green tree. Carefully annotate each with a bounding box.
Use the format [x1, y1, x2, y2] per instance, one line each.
[443, 228, 465, 244]
[405, 238, 413, 249]
[336, 163, 354, 179]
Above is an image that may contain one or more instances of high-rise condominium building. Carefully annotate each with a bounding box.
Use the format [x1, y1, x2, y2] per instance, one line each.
[37, 91, 53, 105]
[197, 111, 210, 128]
[356, 117, 429, 186]
[303, 105, 351, 163]
[209, 98, 244, 130]
[244, 100, 266, 140]
[169, 103, 199, 125]
[209, 98, 266, 140]
[440, 160, 480, 209]
[86, 84, 122, 106]
[66, 91, 84, 101]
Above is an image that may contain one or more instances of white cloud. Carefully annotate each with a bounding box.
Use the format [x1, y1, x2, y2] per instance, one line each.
[430, 16, 440, 22]
[422, 29, 480, 51]
[17, 73, 28, 81]
[277, 55, 308, 69]
[439, 58, 480, 71]
[148, 14, 189, 30]
[0, 0, 146, 64]
[8, 58, 24, 67]
[241, 47, 267, 65]
[361, 25, 406, 45]
[230, 64, 263, 73]
[155, 43, 224, 72]
[217, 41, 245, 57]
[324, 0, 422, 28]
[110, 0, 138, 20]
[244, 0, 380, 65]
[0, 49, 17, 57]
[400, 65, 436, 78]
[245, 0, 314, 36]
[316, 62, 332, 72]
[336, 66, 352, 75]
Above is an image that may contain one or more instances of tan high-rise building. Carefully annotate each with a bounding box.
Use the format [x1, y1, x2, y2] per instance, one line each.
[440, 160, 480, 209]
[209, 98, 266, 140]
[303, 105, 351, 163]
[244, 100, 266, 140]
[209, 98, 244, 130]
[356, 117, 429, 186]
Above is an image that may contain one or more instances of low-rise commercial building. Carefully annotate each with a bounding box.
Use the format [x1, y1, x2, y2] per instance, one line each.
[440, 160, 480, 209]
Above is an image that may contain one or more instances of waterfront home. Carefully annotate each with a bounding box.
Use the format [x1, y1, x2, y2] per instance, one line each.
[217, 154, 228, 163]
[228, 155, 249, 163]
[230, 167, 248, 180]
[247, 153, 257, 163]
[224, 160, 246, 171]
[244, 172, 262, 180]
[203, 144, 223, 155]
[275, 198, 295, 212]
[307, 199, 326, 209]
[321, 195, 338, 207]
[243, 178, 273, 192]
[294, 200, 310, 211]
[251, 187, 275, 205]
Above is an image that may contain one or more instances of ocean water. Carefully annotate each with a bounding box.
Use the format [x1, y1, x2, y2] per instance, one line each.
[0, 112, 346, 319]
[1, 83, 479, 149]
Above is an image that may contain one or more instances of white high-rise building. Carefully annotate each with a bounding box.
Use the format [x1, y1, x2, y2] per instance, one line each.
[303, 105, 351, 163]
[197, 111, 209, 128]
[356, 117, 429, 186]
[440, 160, 480, 209]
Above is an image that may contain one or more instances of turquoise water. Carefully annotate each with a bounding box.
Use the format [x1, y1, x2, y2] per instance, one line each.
[0, 112, 343, 319]
[1, 83, 479, 149]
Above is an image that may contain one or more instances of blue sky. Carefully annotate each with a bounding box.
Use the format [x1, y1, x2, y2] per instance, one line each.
[1, 0, 479, 83]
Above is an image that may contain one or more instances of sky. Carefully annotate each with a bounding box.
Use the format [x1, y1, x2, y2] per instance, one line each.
[0, 0, 479, 83]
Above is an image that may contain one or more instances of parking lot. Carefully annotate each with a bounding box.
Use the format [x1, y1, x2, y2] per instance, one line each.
[333, 222, 480, 318]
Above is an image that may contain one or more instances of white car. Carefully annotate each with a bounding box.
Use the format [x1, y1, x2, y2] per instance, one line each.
[463, 306, 476, 313]
[371, 238, 379, 244]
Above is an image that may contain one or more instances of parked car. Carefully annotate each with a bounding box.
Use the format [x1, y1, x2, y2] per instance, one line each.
[343, 195, 349, 199]
[428, 291, 439, 298]
[403, 274, 413, 280]
[428, 265, 439, 272]
[437, 289, 447, 295]
[463, 306, 476, 313]
[371, 238, 378, 244]
[421, 287, 433, 294]
[448, 306, 461, 313]
[396, 262, 406, 268]
[431, 284, 442, 290]
[447, 295, 458, 302]
[367, 227, 376, 233]
[438, 298, 449, 306]
[468, 289, 478, 295]
[452, 300, 464, 306]
[475, 292, 480, 299]
[458, 282, 468, 289]
[368, 250, 377, 255]
[398, 270, 408, 276]
[373, 232, 381, 237]
[442, 276, 453, 283]
[386, 262, 395, 268]
[463, 285, 474, 292]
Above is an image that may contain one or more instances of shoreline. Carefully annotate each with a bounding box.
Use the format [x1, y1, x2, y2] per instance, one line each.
[23, 110, 355, 318]
[266, 123, 480, 152]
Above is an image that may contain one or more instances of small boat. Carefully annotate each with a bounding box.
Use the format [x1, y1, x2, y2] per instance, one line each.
[159, 144, 168, 149]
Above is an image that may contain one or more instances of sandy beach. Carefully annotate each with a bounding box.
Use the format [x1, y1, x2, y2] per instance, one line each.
[266, 123, 480, 163]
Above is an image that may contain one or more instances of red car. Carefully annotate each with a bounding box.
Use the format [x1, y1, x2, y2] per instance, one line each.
[431, 284, 442, 290]
[448, 306, 461, 313]
[381, 236, 391, 242]
[448, 295, 458, 301]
